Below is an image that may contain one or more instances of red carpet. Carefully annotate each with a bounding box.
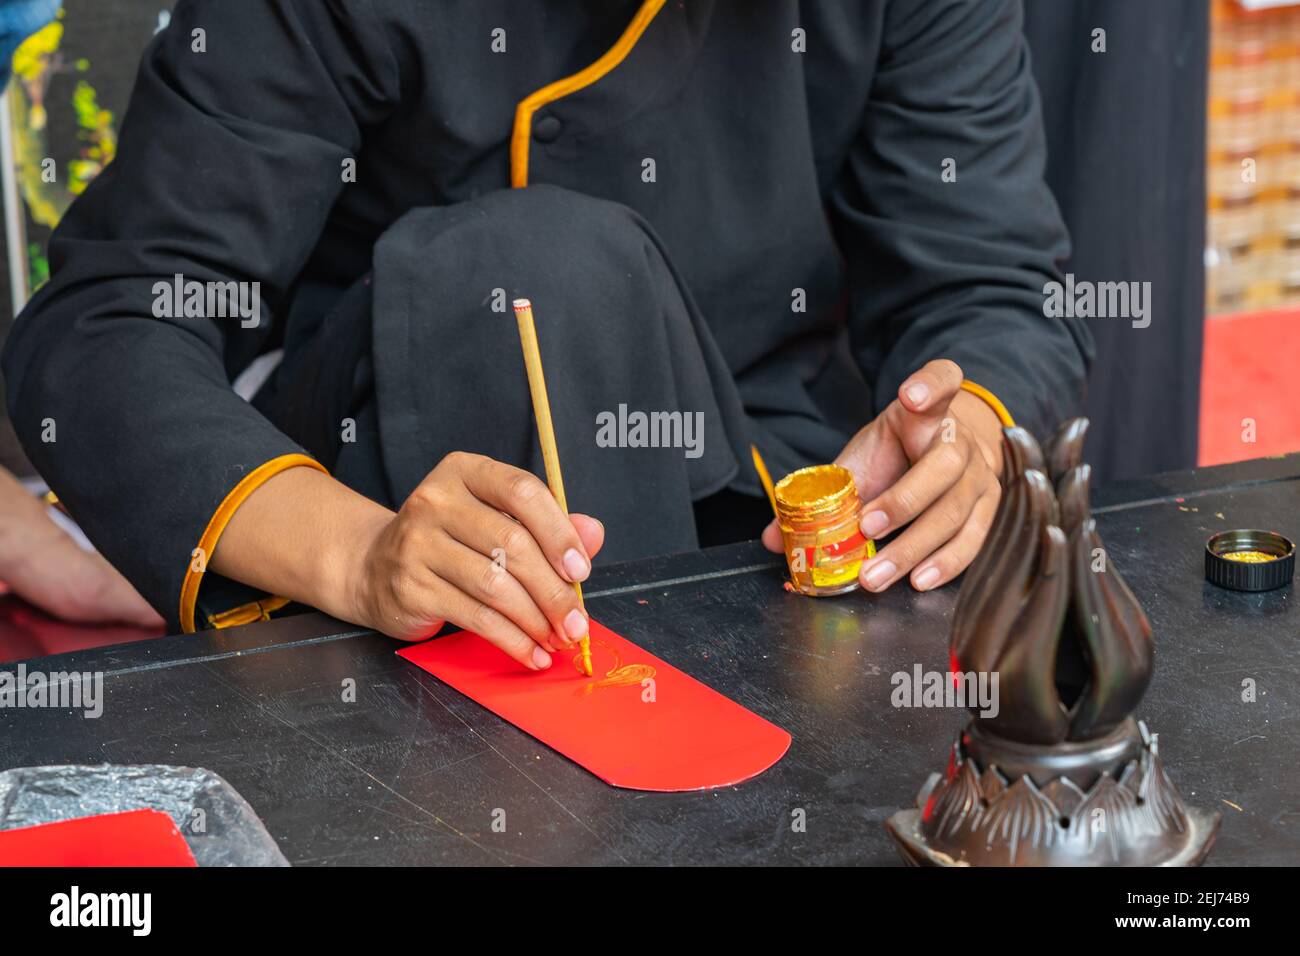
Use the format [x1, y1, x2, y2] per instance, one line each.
[1200, 307, 1300, 466]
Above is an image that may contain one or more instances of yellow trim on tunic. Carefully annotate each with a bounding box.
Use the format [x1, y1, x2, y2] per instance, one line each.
[180, 453, 327, 633]
[959, 379, 1015, 428]
[509, 0, 667, 189]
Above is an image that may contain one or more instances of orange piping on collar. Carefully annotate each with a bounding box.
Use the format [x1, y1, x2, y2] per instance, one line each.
[509, 0, 667, 189]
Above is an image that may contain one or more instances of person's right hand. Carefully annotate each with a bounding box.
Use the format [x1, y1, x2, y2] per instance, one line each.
[347, 452, 604, 670]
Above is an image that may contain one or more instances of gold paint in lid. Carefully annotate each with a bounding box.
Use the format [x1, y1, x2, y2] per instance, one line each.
[1205, 529, 1296, 591]
[1221, 550, 1277, 563]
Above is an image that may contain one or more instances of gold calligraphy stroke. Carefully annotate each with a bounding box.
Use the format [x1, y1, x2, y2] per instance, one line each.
[572, 638, 656, 698]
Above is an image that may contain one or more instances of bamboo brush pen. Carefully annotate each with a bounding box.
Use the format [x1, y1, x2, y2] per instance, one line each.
[512, 298, 594, 677]
[751, 444, 779, 520]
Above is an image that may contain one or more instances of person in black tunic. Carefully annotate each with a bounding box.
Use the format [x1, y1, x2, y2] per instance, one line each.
[3, 0, 1091, 667]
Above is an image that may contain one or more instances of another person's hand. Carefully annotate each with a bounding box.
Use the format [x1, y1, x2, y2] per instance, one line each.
[0, 467, 164, 627]
[763, 359, 1003, 593]
[347, 452, 604, 669]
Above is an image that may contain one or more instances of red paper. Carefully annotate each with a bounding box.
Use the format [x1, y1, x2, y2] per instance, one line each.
[0, 594, 163, 665]
[0, 809, 197, 867]
[399, 620, 790, 791]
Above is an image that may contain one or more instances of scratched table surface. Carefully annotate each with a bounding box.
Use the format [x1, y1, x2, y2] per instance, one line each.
[2, 455, 1298, 865]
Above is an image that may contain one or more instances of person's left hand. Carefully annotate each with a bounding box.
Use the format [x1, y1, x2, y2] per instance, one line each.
[0, 466, 164, 628]
[762, 359, 1004, 593]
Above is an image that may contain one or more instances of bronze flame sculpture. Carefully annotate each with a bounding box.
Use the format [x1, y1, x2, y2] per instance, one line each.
[885, 419, 1219, 866]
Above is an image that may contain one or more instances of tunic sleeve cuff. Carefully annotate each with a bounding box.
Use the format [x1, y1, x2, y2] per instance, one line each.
[179, 453, 328, 633]
[959, 379, 1016, 429]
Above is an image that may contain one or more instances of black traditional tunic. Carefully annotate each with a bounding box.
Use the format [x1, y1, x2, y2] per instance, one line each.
[3, 0, 1090, 631]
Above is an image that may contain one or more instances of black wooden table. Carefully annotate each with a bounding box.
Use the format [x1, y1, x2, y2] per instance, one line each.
[3, 455, 1298, 865]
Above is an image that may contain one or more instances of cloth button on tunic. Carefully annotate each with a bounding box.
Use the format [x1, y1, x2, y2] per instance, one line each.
[533, 114, 563, 144]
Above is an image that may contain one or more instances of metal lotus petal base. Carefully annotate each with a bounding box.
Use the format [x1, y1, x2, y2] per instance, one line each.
[885, 718, 1220, 867]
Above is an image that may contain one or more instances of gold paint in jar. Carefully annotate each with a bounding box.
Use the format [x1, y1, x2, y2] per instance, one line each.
[773, 464, 874, 597]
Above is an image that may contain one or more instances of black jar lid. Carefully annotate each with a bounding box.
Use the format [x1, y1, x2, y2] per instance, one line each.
[1205, 529, 1296, 592]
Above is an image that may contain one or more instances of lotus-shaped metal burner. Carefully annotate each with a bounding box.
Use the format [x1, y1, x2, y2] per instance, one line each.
[885, 419, 1219, 866]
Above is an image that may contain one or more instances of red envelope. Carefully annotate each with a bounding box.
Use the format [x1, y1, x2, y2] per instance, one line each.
[0, 809, 197, 867]
[399, 620, 791, 791]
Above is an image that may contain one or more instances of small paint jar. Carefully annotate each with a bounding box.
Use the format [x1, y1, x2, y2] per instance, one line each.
[773, 464, 873, 596]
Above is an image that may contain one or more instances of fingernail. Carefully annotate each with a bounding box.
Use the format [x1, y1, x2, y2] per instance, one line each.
[563, 608, 588, 641]
[864, 559, 897, 590]
[563, 548, 590, 582]
[861, 510, 889, 537]
[531, 646, 552, 670]
[914, 566, 941, 591]
[906, 382, 930, 407]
